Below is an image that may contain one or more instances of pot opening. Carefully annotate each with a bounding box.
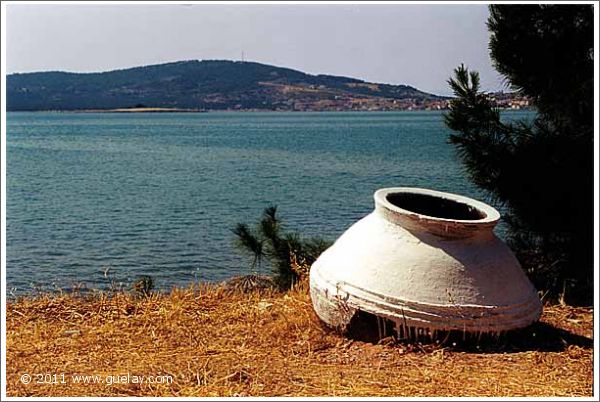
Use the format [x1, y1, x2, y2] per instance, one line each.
[386, 192, 487, 221]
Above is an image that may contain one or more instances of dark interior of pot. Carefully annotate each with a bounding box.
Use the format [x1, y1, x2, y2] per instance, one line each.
[386, 192, 487, 220]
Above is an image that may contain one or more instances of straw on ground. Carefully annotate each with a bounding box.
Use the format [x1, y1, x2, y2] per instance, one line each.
[6, 284, 593, 397]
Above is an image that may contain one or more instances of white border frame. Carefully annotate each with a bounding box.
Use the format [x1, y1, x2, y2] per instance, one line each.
[1, 1, 598, 401]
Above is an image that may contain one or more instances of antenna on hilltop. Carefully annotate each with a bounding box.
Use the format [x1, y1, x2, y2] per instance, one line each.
[241, 51, 245, 63]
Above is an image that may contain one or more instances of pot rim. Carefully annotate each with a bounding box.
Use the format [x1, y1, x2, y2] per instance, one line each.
[374, 187, 500, 236]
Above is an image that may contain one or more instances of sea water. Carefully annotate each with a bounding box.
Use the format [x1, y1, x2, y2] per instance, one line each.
[6, 110, 534, 294]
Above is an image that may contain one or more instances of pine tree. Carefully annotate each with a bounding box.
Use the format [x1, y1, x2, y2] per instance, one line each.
[444, 5, 594, 305]
[233, 206, 331, 289]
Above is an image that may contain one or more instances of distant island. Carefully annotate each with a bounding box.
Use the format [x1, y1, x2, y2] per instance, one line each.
[7, 60, 530, 112]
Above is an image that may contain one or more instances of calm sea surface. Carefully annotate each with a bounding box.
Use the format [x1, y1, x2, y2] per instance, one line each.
[6, 111, 533, 294]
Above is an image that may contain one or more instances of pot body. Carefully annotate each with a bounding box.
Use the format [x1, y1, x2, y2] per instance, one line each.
[309, 188, 542, 333]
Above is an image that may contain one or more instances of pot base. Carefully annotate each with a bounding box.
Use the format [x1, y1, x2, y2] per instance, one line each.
[310, 266, 542, 335]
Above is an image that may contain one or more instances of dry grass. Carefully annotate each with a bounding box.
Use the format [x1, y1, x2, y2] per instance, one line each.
[6, 283, 594, 397]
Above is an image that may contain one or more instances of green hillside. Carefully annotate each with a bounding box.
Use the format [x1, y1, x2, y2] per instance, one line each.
[7, 60, 444, 111]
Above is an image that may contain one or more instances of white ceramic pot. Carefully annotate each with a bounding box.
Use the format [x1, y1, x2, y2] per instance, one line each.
[310, 187, 542, 335]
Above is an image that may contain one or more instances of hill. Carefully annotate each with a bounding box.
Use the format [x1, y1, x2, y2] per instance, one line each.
[7, 60, 447, 112]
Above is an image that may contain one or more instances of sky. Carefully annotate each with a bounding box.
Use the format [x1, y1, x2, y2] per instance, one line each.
[5, 3, 506, 96]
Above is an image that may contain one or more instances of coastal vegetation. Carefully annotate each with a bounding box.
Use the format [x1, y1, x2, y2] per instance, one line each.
[444, 4, 593, 305]
[233, 206, 331, 289]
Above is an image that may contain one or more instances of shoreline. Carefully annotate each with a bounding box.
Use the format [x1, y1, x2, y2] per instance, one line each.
[71, 107, 206, 113]
[6, 107, 535, 114]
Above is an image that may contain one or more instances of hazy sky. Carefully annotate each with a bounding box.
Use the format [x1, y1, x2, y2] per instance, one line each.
[6, 4, 506, 96]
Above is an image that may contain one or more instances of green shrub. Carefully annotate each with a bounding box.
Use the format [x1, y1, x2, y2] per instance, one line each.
[233, 206, 332, 289]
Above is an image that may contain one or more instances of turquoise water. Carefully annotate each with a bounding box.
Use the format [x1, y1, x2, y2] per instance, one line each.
[6, 111, 532, 294]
